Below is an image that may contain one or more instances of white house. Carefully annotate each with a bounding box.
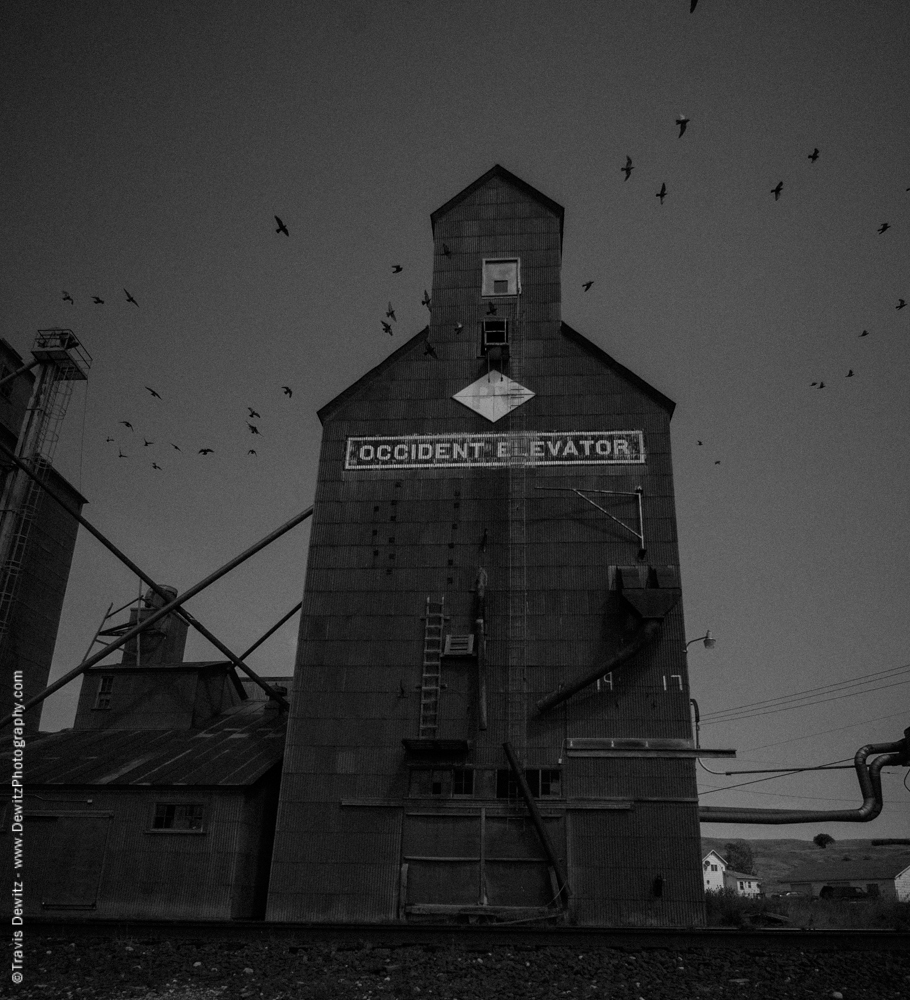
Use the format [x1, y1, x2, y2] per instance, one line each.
[703, 851, 763, 897]
[787, 855, 910, 902]
[702, 850, 727, 892]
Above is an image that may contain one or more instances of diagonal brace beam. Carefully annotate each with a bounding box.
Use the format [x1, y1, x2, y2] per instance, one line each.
[0, 436, 305, 707]
[0, 504, 312, 729]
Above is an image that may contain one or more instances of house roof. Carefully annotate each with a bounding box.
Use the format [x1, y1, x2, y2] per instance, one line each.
[787, 856, 910, 884]
[703, 851, 727, 865]
[5, 701, 286, 787]
[725, 869, 761, 881]
[430, 164, 565, 249]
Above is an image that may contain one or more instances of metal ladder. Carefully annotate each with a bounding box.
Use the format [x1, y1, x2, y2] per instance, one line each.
[419, 596, 448, 738]
[506, 288, 529, 760]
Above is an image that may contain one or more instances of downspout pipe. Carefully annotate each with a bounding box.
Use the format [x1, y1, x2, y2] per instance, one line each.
[535, 618, 662, 715]
[699, 731, 909, 824]
[503, 741, 571, 907]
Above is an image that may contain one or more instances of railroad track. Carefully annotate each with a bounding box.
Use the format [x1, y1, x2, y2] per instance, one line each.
[28, 918, 910, 952]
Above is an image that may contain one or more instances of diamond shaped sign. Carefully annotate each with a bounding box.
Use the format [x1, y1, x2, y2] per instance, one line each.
[452, 372, 535, 423]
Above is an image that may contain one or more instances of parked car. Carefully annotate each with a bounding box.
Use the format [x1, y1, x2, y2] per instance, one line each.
[818, 885, 868, 901]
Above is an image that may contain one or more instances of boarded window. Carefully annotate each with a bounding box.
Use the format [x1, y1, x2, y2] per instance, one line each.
[481, 258, 520, 296]
[94, 675, 114, 710]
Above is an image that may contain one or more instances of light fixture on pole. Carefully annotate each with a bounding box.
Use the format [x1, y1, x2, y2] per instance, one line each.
[685, 630, 715, 652]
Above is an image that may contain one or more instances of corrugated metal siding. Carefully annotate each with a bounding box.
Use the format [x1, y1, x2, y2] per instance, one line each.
[270, 168, 699, 926]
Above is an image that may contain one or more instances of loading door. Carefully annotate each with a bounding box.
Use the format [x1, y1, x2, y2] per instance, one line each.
[402, 809, 564, 917]
[25, 812, 112, 913]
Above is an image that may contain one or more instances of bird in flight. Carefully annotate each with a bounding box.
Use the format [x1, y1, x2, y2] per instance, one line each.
[145, 386, 161, 398]
[621, 156, 633, 181]
[143, 439, 154, 447]
[199, 448, 214, 455]
[92, 296, 104, 304]
[690, 0, 698, 11]
[62, 291, 74, 304]
[878, 223, 890, 234]
[422, 289, 431, 309]
[424, 342, 438, 359]
[897, 299, 907, 310]
[282, 386, 293, 397]
[771, 182, 783, 200]
[656, 182, 667, 204]
[124, 289, 139, 306]
[105, 436, 114, 443]
[152, 463, 162, 470]
[486, 302, 497, 315]
[808, 148, 819, 162]
[860, 329, 869, 337]
[582, 281, 594, 292]
[819, 382, 826, 388]
[119, 420, 133, 431]
[248, 408, 260, 419]
[714, 460, 720, 465]
[846, 370, 854, 377]
[454, 322, 464, 334]
[247, 423, 261, 435]
[274, 216, 289, 236]
[170, 443, 181, 451]
[441, 243, 451, 256]
[392, 264, 403, 273]
[382, 321, 393, 335]
[118, 449, 128, 459]
[697, 440, 703, 446]
[248, 449, 257, 456]
[676, 115, 689, 138]
[386, 302, 396, 321]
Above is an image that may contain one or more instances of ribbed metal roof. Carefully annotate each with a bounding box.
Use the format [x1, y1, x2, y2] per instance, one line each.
[787, 856, 910, 883]
[7, 702, 286, 787]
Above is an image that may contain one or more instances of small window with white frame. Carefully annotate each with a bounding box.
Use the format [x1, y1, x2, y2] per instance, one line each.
[151, 803, 205, 832]
[94, 675, 114, 710]
[482, 258, 520, 297]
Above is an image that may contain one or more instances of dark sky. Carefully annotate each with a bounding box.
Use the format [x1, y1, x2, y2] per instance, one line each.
[2, 1, 908, 840]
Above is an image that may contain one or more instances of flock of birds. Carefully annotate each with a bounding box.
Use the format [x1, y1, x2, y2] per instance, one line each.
[106, 387, 294, 468]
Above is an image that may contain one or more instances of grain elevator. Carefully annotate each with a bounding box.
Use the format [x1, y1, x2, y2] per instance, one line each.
[268, 166, 704, 926]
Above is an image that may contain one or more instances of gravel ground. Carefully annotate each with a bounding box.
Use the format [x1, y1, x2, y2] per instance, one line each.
[4, 935, 910, 1000]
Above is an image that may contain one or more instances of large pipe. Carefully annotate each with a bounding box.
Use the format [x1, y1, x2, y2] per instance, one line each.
[0, 506, 313, 728]
[0, 436, 303, 704]
[699, 731, 909, 824]
[502, 741, 571, 906]
[535, 618, 662, 715]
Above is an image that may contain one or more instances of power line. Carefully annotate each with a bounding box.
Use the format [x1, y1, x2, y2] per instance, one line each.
[700, 662, 910, 722]
[742, 710, 909, 753]
[700, 676, 910, 726]
[698, 757, 851, 795]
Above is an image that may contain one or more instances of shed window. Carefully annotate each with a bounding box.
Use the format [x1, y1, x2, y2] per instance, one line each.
[94, 675, 114, 710]
[482, 258, 520, 297]
[152, 803, 204, 832]
[495, 767, 561, 799]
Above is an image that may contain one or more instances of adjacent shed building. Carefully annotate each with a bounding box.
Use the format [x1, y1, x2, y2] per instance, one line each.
[787, 856, 910, 902]
[269, 166, 704, 927]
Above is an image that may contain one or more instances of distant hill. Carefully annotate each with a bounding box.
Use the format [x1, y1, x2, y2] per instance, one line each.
[701, 837, 910, 894]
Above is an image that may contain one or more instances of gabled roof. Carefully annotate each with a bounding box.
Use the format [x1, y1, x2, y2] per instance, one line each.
[788, 856, 910, 884]
[430, 164, 565, 249]
[703, 850, 727, 866]
[560, 323, 675, 415]
[317, 327, 429, 425]
[5, 701, 286, 787]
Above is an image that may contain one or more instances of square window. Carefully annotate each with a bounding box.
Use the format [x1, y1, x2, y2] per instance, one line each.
[482, 258, 520, 297]
[152, 803, 204, 831]
[538, 768, 561, 797]
[94, 675, 114, 710]
[481, 319, 509, 350]
[496, 769, 520, 799]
